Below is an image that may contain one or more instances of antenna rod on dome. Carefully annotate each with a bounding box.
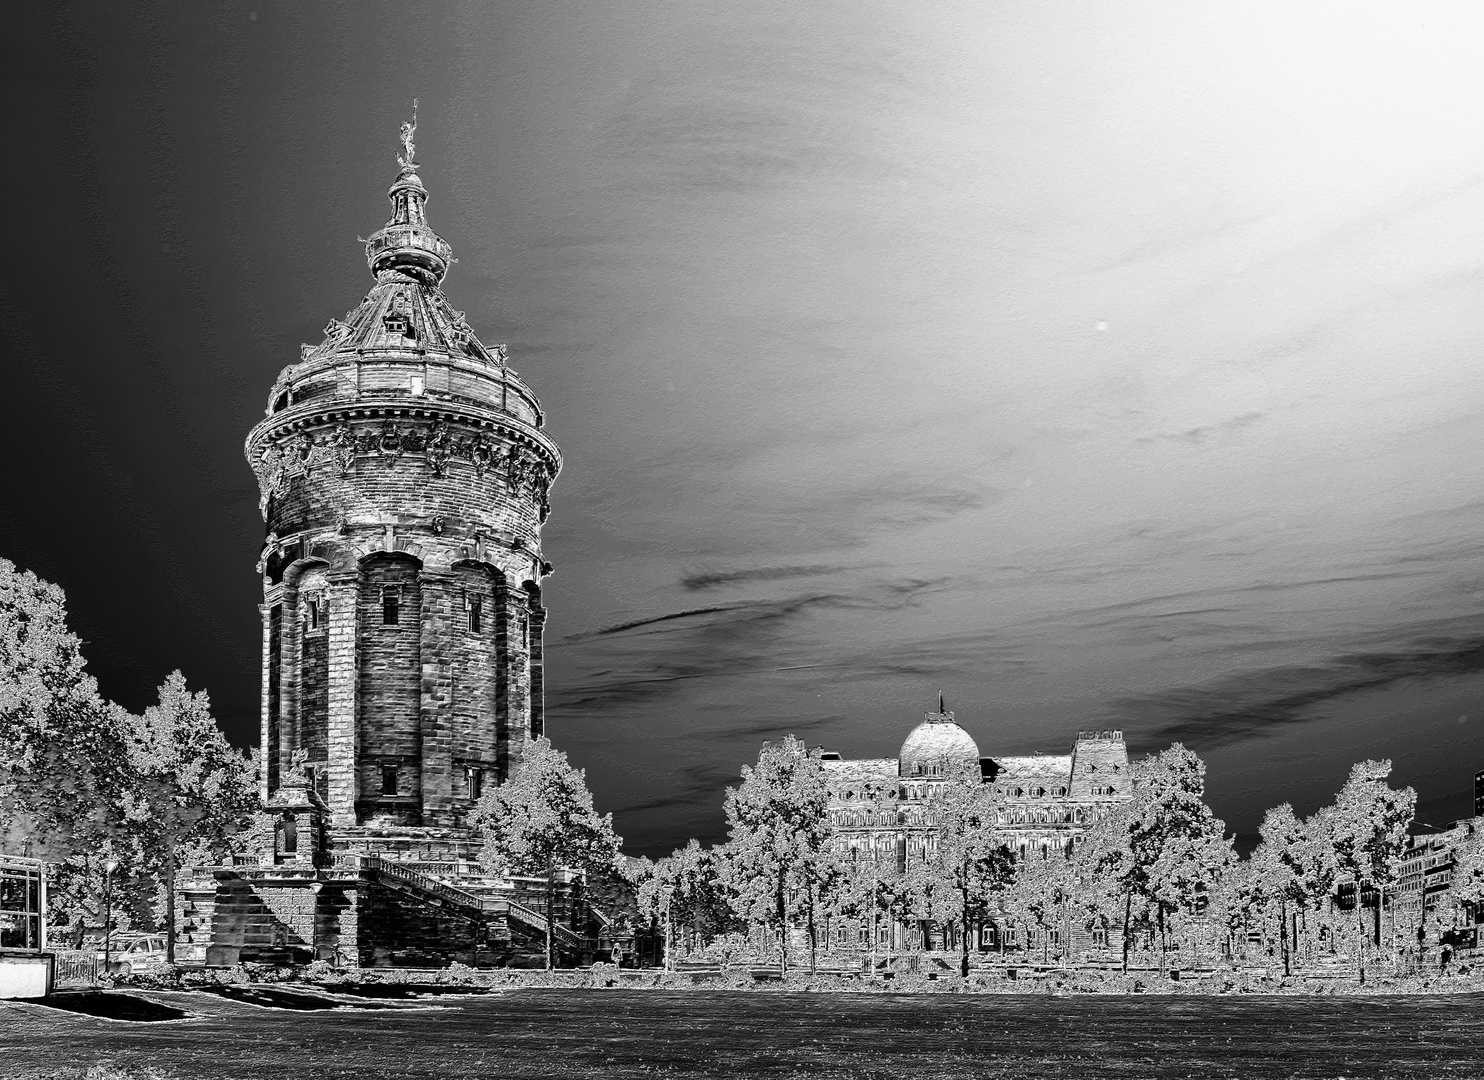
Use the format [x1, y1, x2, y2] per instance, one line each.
[939, 689, 945, 714]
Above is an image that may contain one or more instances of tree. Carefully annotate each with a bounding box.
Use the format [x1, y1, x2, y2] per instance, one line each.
[914, 758, 1014, 975]
[473, 737, 621, 970]
[720, 735, 831, 975]
[1107, 745, 1231, 974]
[1004, 851, 1076, 968]
[122, 672, 258, 963]
[1324, 760, 1415, 984]
[0, 559, 131, 864]
[1250, 803, 1338, 975]
[1250, 805, 1302, 975]
[637, 840, 741, 969]
[0, 560, 158, 948]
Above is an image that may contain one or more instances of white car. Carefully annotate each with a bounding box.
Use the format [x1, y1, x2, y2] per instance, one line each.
[99, 934, 172, 976]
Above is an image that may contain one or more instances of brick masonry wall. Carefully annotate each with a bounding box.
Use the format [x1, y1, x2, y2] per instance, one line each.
[358, 554, 423, 825]
[272, 454, 544, 550]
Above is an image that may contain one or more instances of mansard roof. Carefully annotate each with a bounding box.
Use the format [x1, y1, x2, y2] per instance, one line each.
[990, 754, 1073, 777]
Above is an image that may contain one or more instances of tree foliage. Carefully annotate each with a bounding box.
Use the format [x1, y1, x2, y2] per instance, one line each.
[720, 735, 831, 974]
[473, 737, 621, 969]
[120, 671, 257, 961]
[0, 559, 129, 863]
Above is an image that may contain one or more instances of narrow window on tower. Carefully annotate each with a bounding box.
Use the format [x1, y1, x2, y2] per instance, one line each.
[465, 767, 482, 800]
[382, 586, 399, 625]
[381, 765, 398, 796]
[307, 596, 320, 630]
[470, 597, 482, 634]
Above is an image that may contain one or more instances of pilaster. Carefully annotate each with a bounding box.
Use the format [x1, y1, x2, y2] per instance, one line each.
[325, 571, 360, 829]
[419, 570, 455, 824]
[529, 600, 546, 740]
[279, 581, 302, 781]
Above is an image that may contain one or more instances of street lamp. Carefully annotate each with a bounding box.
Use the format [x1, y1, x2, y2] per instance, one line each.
[309, 881, 324, 964]
[103, 859, 119, 977]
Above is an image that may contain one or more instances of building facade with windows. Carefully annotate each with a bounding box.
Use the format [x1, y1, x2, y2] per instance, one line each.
[821, 709, 1133, 867]
[817, 709, 1133, 955]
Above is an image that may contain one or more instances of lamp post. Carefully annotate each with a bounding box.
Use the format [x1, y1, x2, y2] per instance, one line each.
[309, 881, 324, 964]
[103, 859, 119, 977]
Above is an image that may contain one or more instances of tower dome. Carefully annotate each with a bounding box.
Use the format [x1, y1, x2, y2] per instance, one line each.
[899, 707, 980, 778]
[244, 109, 560, 855]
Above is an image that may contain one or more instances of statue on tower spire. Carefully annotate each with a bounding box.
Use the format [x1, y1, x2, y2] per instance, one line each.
[397, 99, 419, 173]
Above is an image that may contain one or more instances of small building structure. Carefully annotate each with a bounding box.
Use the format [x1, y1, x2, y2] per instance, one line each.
[0, 855, 51, 998]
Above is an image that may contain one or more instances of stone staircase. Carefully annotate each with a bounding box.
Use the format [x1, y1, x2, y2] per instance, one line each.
[356, 857, 597, 965]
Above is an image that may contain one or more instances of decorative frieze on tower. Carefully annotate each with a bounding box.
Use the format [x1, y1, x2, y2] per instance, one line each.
[245, 111, 560, 849]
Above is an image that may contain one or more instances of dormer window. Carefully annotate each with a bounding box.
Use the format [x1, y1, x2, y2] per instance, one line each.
[383, 311, 412, 337]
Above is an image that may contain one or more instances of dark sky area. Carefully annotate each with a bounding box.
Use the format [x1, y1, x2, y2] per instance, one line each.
[5, 2, 1484, 856]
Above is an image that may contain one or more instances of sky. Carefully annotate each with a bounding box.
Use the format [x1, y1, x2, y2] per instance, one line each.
[6, 2, 1484, 855]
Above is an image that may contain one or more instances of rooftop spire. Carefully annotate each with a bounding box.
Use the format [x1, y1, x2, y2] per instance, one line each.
[365, 101, 451, 286]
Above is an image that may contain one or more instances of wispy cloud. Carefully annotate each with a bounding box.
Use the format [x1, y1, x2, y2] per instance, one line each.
[1142, 411, 1265, 445]
[1107, 618, 1484, 750]
[681, 564, 849, 591]
[550, 577, 957, 715]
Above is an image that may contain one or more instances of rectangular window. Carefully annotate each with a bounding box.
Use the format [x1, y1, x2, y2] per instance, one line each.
[381, 766, 398, 796]
[470, 598, 482, 634]
[465, 767, 482, 800]
[382, 589, 399, 625]
[307, 598, 321, 630]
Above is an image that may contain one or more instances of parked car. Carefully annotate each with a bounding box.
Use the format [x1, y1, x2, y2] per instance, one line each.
[96, 933, 172, 976]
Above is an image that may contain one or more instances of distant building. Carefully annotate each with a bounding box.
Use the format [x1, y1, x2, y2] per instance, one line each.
[821, 709, 1132, 865]
[816, 709, 1132, 955]
[1394, 816, 1482, 956]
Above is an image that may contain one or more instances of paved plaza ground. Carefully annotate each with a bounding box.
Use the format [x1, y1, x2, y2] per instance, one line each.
[4, 987, 1483, 1079]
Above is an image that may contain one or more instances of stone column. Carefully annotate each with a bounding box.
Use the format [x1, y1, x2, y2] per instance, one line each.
[279, 580, 302, 779]
[494, 578, 530, 781]
[418, 570, 455, 825]
[528, 599, 546, 740]
[259, 602, 275, 804]
[325, 571, 360, 829]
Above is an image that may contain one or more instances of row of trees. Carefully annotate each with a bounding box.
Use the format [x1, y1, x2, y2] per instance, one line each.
[636, 735, 1462, 983]
[0, 560, 257, 960]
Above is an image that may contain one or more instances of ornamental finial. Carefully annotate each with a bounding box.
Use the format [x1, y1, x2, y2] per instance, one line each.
[397, 99, 419, 173]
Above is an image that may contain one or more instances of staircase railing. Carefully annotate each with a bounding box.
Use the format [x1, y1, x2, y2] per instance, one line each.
[507, 900, 587, 949]
[362, 856, 507, 916]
